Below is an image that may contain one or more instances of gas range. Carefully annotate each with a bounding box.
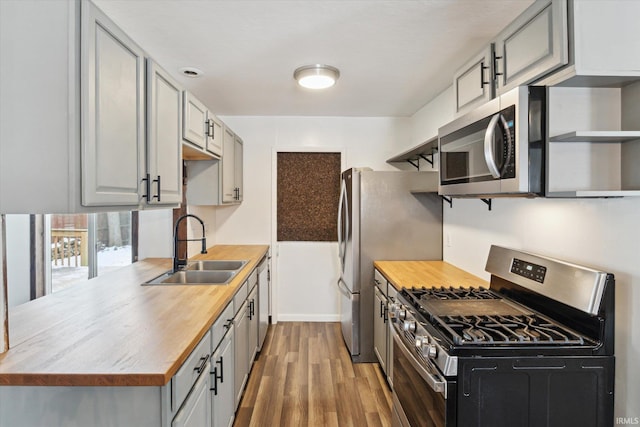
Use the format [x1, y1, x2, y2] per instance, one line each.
[389, 245, 615, 427]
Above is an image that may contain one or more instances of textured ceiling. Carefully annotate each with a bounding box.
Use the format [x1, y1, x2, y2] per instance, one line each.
[94, 0, 535, 117]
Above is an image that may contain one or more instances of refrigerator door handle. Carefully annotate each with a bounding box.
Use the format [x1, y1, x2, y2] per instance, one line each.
[336, 277, 351, 298]
[337, 179, 348, 270]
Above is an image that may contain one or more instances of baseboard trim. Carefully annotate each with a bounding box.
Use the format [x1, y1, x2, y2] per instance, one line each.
[276, 314, 340, 322]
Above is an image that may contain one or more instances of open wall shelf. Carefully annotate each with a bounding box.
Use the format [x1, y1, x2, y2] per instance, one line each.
[387, 136, 438, 170]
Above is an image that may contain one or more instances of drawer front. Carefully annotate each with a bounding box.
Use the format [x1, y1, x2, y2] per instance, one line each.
[233, 281, 248, 314]
[211, 302, 234, 352]
[172, 331, 212, 411]
[374, 269, 387, 296]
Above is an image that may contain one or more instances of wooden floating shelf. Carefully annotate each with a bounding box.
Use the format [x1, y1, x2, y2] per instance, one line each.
[550, 131, 640, 143]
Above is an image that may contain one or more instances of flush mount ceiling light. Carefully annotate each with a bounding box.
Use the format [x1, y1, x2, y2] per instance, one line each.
[179, 67, 203, 78]
[294, 64, 340, 89]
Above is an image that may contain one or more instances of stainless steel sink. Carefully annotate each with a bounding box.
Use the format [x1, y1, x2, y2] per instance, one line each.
[144, 270, 235, 286]
[186, 260, 247, 271]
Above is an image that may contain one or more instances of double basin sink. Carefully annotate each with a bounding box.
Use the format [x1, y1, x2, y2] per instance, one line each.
[144, 260, 247, 286]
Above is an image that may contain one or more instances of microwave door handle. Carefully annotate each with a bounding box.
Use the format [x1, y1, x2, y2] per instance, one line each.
[484, 113, 506, 179]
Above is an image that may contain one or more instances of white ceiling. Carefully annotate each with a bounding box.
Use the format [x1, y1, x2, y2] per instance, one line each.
[94, 0, 535, 117]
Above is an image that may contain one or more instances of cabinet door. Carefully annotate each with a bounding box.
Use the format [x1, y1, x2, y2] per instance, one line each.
[183, 92, 208, 150]
[373, 286, 387, 374]
[233, 136, 244, 202]
[81, 2, 145, 206]
[453, 45, 494, 115]
[221, 128, 236, 203]
[172, 365, 211, 427]
[494, 0, 568, 94]
[146, 60, 182, 205]
[233, 301, 249, 409]
[248, 286, 258, 364]
[212, 332, 235, 427]
[206, 114, 224, 158]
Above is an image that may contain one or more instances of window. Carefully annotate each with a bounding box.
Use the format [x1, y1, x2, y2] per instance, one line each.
[48, 212, 135, 292]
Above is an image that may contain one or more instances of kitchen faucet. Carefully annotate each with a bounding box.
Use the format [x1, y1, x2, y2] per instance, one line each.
[173, 214, 207, 272]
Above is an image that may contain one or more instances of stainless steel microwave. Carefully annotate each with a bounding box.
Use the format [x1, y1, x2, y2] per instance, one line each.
[437, 86, 546, 197]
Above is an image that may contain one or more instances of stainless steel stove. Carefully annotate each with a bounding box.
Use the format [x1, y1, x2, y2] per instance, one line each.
[390, 245, 615, 427]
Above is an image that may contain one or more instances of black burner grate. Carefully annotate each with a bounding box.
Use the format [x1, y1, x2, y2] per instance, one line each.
[438, 314, 587, 346]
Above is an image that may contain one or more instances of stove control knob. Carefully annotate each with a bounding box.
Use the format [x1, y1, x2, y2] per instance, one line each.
[403, 320, 416, 333]
[414, 335, 429, 349]
[397, 308, 408, 321]
[425, 344, 438, 359]
[388, 303, 401, 318]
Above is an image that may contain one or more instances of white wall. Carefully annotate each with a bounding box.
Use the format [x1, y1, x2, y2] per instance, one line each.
[137, 209, 173, 259]
[195, 116, 410, 321]
[5, 215, 30, 307]
[410, 85, 640, 420]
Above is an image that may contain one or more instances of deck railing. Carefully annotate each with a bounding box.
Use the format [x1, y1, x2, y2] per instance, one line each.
[51, 229, 88, 267]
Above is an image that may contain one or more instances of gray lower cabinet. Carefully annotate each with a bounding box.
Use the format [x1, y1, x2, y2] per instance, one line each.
[248, 284, 259, 364]
[172, 368, 211, 427]
[233, 299, 250, 409]
[386, 285, 397, 388]
[373, 271, 388, 375]
[211, 303, 235, 427]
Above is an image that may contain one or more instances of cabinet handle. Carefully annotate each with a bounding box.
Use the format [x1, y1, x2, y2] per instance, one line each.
[223, 319, 233, 330]
[210, 121, 215, 139]
[152, 175, 161, 202]
[216, 357, 224, 383]
[480, 61, 490, 88]
[210, 366, 218, 395]
[379, 300, 384, 318]
[194, 353, 210, 375]
[492, 52, 503, 81]
[141, 173, 151, 201]
[383, 304, 388, 323]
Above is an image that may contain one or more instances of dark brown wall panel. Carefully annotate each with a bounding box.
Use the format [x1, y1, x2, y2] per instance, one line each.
[277, 152, 341, 242]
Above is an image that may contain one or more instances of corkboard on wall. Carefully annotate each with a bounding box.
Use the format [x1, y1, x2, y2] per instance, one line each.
[277, 152, 341, 242]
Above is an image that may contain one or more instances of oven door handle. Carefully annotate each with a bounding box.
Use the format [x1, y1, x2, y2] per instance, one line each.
[392, 327, 446, 396]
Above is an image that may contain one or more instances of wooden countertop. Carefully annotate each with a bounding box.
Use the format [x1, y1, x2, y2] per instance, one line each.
[374, 260, 488, 291]
[0, 245, 269, 387]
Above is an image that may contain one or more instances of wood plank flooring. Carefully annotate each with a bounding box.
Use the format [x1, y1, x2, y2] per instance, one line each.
[234, 322, 392, 427]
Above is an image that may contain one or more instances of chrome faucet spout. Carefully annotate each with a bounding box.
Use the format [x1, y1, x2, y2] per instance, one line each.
[173, 214, 207, 272]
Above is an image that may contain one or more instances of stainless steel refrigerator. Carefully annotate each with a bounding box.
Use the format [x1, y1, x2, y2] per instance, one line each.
[337, 168, 442, 362]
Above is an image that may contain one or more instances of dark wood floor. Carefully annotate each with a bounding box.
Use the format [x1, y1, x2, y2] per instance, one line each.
[234, 322, 392, 427]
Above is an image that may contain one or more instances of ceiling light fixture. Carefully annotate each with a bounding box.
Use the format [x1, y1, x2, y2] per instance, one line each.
[294, 64, 340, 89]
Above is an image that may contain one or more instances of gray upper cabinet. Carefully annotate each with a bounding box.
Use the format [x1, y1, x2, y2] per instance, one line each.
[146, 60, 183, 206]
[0, 0, 183, 213]
[81, 2, 146, 207]
[233, 136, 244, 203]
[221, 128, 243, 204]
[183, 92, 208, 151]
[453, 45, 494, 115]
[183, 92, 223, 159]
[493, 0, 568, 95]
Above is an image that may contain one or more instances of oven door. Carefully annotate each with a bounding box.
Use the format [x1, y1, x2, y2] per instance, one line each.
[391, 328, 456, 427]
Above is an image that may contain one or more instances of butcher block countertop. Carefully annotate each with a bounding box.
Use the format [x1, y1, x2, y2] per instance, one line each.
[0, 245, 269, 387]
[374, 260, 489, 291]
